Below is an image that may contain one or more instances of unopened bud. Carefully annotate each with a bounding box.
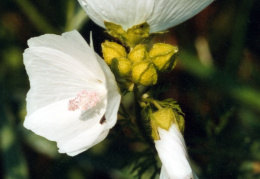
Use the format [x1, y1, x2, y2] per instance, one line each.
[128, 44, 148, 63]
[131, 61, 157, 86]
[149, 43, 178, 72]
[111, 57, 131, 77]
[101, 41, 126, 65]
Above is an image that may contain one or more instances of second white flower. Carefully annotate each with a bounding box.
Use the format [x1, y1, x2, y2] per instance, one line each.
[23, 30, 121, 156]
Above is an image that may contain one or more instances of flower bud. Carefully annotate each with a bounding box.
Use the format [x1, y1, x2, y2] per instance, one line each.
[149, 43, 178, 72]
[150, 108, 174, 131]
[128, 44, 148, 63]
[131, 61, 157, 86]
[101, 41, 126, 65]
[111, 57, 132, 77]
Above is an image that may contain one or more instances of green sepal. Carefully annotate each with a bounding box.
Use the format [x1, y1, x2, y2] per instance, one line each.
[105, 21, 150, 48]
[150, 108, 174, 131]
[104, 22, 125, 39]
[157, 99, 185, 133]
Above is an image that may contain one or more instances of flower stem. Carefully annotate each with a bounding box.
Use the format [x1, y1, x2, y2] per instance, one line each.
[133, 85, 154, 147]
[141, 98, 163, 110]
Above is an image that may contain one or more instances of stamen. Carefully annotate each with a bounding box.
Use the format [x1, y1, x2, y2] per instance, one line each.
[68, 90, 101, 111]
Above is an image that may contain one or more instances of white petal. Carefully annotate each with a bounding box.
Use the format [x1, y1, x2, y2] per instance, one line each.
[65, 129, 110, 156]
[159, 166, 170, 179]
[95, 54, 121, 129]
[24, 99, 106, 156]
[78, 0, 213, 33]
[27, 30, 104, 79]
[78, 0, 154, 31]
[89, 33, 121, 129]
[148, 0, 213, 33]
[155, 124, 193, 179]
[159, 166, 198, 179]
[24, 30, 106, 115]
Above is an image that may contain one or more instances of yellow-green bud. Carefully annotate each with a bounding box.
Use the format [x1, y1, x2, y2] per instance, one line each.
[150, 108, 175, 131]
[111, 57, 132, 77]
[149, 43, 178, 72]
[131, 61, 157, 86]
[128, 44, 148, 63]
[101, 41, 126, 65]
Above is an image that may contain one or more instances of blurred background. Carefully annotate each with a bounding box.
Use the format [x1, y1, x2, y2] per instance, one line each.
[0, 0, 260, 178]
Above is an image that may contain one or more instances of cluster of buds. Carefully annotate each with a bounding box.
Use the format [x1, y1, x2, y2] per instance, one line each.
[102, 39, 178, 87]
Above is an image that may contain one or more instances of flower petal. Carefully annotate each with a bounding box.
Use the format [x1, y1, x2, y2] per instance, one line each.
[159, 166, 199, 179]
[78, 0, 213, 33]
[78, 0, 154, 31]
[24, 99, 106, 156]
[159, 166, 170, 179]
[148, 0, 213, 33]
[155, 124, 193, 179]
[95, 54, 121, 129]
[64, 129, 110, 156]
[24, 30, 106, 115]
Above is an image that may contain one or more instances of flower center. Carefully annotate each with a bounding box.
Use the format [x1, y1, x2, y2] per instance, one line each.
[68, 90, 101, 111]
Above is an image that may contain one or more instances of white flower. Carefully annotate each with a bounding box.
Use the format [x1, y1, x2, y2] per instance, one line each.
[78, 0, 213, 33]
[23, 30, 121, 156]
[155, 124, 194, 179]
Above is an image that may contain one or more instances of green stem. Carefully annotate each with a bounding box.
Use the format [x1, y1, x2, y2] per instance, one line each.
[133, 85, 154, 147]
[120, 102, 135, 123]
[142, 98, 163, 110]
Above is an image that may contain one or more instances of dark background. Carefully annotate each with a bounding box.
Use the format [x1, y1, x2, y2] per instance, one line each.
[0, 0, 260, 178]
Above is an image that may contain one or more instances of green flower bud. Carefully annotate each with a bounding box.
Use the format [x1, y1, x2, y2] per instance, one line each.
[149, 43, 178, 72]
[131, 61, 157, 86]
[111, 57, 132, 77]
[128, 44, 148, 63]
[101, 41, 126, 65]
[150, 108, 174, 131]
